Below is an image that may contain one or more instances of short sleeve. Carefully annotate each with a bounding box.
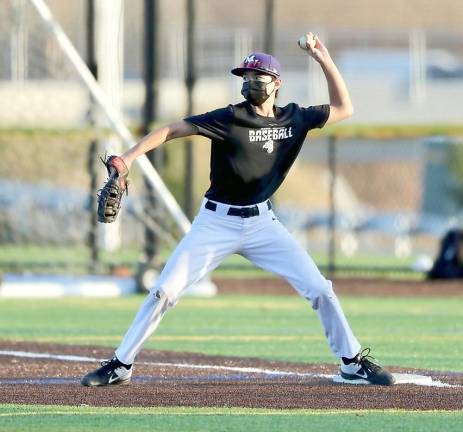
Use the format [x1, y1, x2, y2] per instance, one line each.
[301, 104, 330, 130]
[184, 106, 233, 141]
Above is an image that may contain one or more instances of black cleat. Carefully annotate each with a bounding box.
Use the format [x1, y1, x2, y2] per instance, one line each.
[340, 348, 395, 386]
[81, 357, 132, 387]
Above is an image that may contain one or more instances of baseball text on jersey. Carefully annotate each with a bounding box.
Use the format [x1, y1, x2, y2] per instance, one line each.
[248, 127, 293, 143]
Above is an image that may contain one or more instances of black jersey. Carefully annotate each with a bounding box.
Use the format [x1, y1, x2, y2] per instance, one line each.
[184, 101, 329, 205]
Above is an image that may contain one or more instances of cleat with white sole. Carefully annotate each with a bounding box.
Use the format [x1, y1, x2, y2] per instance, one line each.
[340, 348, 395, 386]
[81, 357, 132, 387]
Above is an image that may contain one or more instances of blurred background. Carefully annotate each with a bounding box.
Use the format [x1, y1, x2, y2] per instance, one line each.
[1, 0, 463, 291]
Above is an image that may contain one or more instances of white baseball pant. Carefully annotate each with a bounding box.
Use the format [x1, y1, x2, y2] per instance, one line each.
[115, 198, 361, 365]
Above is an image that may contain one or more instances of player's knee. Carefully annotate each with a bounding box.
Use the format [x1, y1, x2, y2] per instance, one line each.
[306, 279, 335, 310]
[150, 287, 175, 309]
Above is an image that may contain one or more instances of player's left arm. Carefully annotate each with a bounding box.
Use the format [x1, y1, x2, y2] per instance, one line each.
[121, 120, 197, 169]
[301, 33, 353, 125]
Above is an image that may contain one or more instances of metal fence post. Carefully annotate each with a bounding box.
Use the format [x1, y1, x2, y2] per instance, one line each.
[328, 135, 337, 276]
[86, 0, 99, 273]
[88, 140, 100, 273]
[264, 0, 274, 55]
[143, 0, 161, 262]
[184, 0, 196, 220]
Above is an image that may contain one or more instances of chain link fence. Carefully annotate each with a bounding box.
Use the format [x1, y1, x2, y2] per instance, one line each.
[1, 0, 463, 277]
[278, 136, 463, 275]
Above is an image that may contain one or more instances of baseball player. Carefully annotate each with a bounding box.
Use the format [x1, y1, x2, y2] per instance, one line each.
[82, 33, 395, 386]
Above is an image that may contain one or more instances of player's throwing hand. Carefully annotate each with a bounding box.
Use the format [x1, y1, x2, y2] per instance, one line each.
[298, 32, 329, 63]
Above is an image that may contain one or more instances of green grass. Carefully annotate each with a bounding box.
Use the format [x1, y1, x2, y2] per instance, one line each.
[0, 294, 461, 371]
[0, 405, 462, 432]
[0, 293, 462, 431]
[0, 244, 419, 278]
[0, 245, 128, 265]
[0, 245, 417, 267]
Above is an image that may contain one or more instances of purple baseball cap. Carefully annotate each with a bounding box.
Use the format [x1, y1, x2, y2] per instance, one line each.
[231, 52, 281, 78]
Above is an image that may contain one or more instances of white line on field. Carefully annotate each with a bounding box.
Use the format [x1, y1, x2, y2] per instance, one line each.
[139, 359, 333, 379]
[0, 350, 460, 388]
[0, 350, 97, 363]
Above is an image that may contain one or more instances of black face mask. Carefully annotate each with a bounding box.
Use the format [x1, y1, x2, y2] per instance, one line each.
[241, 80, 274, 106]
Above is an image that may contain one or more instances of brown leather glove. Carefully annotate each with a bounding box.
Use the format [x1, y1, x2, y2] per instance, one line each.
[97, 155, 129, 223]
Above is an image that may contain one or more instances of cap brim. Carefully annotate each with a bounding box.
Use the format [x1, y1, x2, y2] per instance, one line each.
[231, 67, 279, 78]
[231, 67, 247, 76]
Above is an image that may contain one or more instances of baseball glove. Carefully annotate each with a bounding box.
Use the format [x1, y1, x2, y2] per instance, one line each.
[97, 155, 129, 223]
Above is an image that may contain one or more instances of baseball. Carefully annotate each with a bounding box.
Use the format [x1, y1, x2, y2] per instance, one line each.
[298, 34, 317, 51]
[298, 35, 309, 51]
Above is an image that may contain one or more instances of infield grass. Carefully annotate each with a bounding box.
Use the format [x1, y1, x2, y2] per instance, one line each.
[0, 294, 461, 371]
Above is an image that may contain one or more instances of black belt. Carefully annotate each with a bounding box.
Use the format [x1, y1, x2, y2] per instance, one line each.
[205, 200, 272, 218]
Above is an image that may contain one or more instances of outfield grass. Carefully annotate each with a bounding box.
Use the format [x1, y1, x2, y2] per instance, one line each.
[0, 244, 419, 278]
[0, 245, 417, 267]
[0, 294, 461, 371]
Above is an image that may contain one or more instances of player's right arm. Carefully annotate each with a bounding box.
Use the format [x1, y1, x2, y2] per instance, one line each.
[301, 33, 353, 125]
[121, 120, 197, 169]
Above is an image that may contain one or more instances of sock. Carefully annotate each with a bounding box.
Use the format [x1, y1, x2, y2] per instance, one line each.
[114, 356, 132, 369]
[341, 353, 359, 365]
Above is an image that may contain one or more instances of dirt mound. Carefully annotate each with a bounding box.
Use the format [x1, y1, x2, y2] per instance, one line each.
[0, 341, 461, 410]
